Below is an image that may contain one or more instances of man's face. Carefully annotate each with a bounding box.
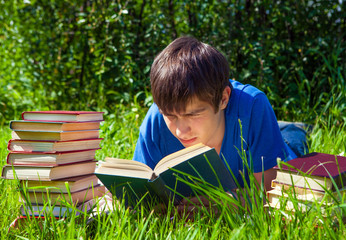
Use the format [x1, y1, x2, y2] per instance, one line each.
[161, 94, 228, 152]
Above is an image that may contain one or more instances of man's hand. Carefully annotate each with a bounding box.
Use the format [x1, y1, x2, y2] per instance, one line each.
[253, 167, 277, 192]
[175, 195, 225, 220]
[152, 196, 214, 220]
[153, 168, 277, 220]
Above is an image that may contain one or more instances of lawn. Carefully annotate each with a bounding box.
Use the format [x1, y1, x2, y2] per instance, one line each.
[0, 105, 345, 239]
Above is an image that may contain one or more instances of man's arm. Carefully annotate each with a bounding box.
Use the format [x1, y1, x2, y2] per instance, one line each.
[175, 167, 277, 215]
[253, 167, 277, 191]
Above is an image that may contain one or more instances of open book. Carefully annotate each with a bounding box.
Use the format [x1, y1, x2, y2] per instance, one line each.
[95, 143, 236, 205]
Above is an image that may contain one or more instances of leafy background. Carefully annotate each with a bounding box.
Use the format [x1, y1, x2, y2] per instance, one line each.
[0, 0, 345, 125]
[0, 1, 345, 238]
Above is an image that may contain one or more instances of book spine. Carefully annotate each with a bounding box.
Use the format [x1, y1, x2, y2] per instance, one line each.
[149, 177, 176, 205]
[1, 166, 7, 179]
[6, 153, 10, 164]
[9, 121, 14, 130]
[7, 139, 12, 151]
[8, 149, 98, 155]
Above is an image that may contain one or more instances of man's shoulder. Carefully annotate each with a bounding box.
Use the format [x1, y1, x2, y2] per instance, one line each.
[140, 103, 163, 129]
[230, 80, 264, 98]
[229, 80, 267, 110]
[146, 103, 161, 116]
[227, 80, 271, 120]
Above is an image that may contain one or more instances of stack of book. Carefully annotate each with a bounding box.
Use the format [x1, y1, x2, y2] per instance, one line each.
[266, 152, 346, 213]
[1, 111, 106, 217]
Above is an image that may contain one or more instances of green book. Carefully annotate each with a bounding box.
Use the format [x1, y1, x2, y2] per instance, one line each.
[95, 143, 236, 206]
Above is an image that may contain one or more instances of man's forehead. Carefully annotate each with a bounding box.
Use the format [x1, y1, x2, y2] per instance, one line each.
[162, 98, 210, 115]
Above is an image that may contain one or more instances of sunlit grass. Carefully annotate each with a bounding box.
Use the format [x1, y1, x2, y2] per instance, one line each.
[1, 105, 345, 239]
[309, 120, 345, 155]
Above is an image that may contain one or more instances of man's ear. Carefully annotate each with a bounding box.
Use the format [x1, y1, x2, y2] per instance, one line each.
[220, 86, 231, 110]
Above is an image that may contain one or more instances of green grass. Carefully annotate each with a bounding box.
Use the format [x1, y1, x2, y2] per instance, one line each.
[1, 105, 345, 239]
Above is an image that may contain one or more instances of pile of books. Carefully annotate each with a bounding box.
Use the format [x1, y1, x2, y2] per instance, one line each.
[266, 152, 346, 214]
[1, 111, 106, 217]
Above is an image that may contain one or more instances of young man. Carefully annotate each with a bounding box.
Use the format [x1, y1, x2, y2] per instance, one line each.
[133, 36, 297, 205]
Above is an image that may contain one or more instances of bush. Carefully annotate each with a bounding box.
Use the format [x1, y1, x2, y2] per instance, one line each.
[0, 0, 344, 124]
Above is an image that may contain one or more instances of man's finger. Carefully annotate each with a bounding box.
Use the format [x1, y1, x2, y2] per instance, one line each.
[180, 196, 210, 206]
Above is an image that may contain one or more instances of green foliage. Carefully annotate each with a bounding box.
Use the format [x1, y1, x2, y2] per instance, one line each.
[0, 1, 345, 238]
[0, 2, 344, 235]
[0, 0, 345, 125]
[309, 120, 346, 155]
[98, 99, 148, 160]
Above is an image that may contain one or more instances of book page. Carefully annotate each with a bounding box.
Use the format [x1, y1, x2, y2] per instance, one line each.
[96, 158, 154, 179]
[104, 158, 153, 171]
[154, 143, 211, 175]
[96, 167, 154, 180]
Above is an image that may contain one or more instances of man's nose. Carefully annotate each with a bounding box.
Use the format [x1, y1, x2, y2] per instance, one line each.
[175, 119, 191, 138]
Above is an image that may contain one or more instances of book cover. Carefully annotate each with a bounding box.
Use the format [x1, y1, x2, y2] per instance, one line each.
[21, 185, 106, 205]
[10, 120, 101, 131]
[11, 130, 100, 141]
[1, 160, 97, 181]
[271, 180, 325, 195]
[275, 152, 346, 178]
[21, 111, 104, 122]
[7, 149, 98, 165]
[95, 143, 237, 205]
[9, 216, 59, 231]
[20, 203, 80, 218]
[20, 196, 97, 217]
[266, 192, 329, 214]
[21, 174, 100, 193]
[274, 152, 346, 191]
[8, 138, 103, 153]
[270, 180, 345, 203]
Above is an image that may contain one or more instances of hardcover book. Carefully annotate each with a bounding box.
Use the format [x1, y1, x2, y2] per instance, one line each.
[271, 180, 325, 198]
[274, 152, 346, 191]
[21, 111, 104, 122]
[9, 216, 59, 231]
[2, 161, 97, 181]
[21, 185, 105, 205]
[20, 202, 88, 218]
[8, 138, 102, 153]
[95, 143, 236, 205]
[7, 149, 98, 165]
[22, 174, 100, 193]
[11, 130, 100, 141]
[10, 120, 101, 131]
[267, 187, 345, 203]
[266, 192, 329, 213]
[19, 194, 99, 217]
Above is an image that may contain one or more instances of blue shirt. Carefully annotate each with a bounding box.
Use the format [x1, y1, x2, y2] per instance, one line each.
[133, 80, 296, 186]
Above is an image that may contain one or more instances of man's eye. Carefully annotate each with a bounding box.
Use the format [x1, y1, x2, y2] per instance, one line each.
[166, 115, 177, 120]
[187, 113, 200, 118]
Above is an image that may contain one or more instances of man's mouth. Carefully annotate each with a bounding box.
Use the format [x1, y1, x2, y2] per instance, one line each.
[179, 137, 197, 145]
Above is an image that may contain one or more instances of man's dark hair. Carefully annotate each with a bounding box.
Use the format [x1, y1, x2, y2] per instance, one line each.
[150, 36, 230, 114]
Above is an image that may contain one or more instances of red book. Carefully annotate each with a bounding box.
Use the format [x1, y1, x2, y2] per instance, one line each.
[22, 174, 100, 193]
[9, 216, 59, 232]
[8, 138, 102, 152]
[274, 152, 346, 191]
[21, 111, 104, 122]
[22, 185, 106, 205]
[1, 160, 96, 181]
[10, 120, 101, 131]
[6, 149, 98, 165]
[11, 129, 100, 141]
